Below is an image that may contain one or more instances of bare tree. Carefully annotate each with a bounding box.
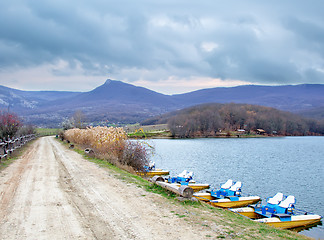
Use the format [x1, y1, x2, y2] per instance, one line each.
[72, 110, 86, 129]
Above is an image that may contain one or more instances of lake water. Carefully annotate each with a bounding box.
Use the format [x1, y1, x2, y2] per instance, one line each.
[147, 136, 324, 239]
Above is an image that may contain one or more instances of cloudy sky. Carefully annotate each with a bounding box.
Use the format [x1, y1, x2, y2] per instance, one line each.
[0, 0, 323, 94]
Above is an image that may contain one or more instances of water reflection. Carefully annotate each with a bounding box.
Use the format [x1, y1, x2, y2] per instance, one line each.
[291, 221, 322, 233]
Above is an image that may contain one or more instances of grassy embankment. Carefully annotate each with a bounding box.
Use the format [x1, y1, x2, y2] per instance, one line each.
[57, 137, 310, 240]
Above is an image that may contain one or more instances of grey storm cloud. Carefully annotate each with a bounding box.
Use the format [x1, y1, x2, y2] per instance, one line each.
[1, 0, 324, 85]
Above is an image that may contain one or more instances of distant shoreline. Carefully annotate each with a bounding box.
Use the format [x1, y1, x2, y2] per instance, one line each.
[127, 132, 322, 139]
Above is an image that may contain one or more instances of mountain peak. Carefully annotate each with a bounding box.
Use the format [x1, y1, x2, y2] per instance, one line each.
[104, 79, 112, 85]
[103, 79, 129, 87]
[75, 79, 171, 105]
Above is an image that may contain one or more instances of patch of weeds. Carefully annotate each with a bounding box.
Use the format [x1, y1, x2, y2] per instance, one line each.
[145, 184, 176, 199]
[217, 235, 225, 239]
[179, 200, 201, 207]
[0, 157, 16, 171]
[205, 235, 212, 238]
[175, 214, 186, 218]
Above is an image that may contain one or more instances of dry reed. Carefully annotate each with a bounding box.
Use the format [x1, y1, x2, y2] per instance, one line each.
[64, 126, 150, 171]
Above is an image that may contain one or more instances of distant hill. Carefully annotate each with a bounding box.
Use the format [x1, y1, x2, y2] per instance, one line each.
[71, 80, 174, 105]
[172, 84, 324, 112]
[0, 80, 324, 127]
[0, 85, 80, 111]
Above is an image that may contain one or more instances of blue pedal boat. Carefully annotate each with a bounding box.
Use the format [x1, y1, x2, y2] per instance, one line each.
[136, 161, 169, 176]
[166, 170, 210, 192]
[230, 192, 322, 229]
[194, 179, 260, 208]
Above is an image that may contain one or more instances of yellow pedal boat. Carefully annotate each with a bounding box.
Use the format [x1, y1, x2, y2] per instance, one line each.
[230, 193, 322, 230]
[165, 170, 210, 192]
[171, 183, 210, 192]
[231, 206, 322, 229]
[193, 179, 260, 208]
[136, 169, 170, 177]
[194, 192, 260, 208]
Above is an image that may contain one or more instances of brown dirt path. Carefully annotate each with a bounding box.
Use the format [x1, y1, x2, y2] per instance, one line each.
[0, 137, 216, 240]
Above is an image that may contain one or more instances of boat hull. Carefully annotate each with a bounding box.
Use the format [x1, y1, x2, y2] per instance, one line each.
[231, 207, 322, 230]
[209, 196, 261, 208]
[255, 215, 322, 229]
[136, 170, 169, 177]
[193, 192, 215, 201]
[193, 193, 260, 208]
[230, 207, 259, 218]
[172, 183, 210, 192]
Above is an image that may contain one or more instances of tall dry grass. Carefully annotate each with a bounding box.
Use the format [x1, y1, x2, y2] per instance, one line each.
[64, 126, 150, 171]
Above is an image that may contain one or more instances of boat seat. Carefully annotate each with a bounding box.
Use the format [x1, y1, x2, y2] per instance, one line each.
[267, 192, 284, 205]
[229, 181, 242, 191]
[149, 161, 155, 170]
[278, 195, 295, 209]
[228, 181, 242, 196]
[177, 170, 193, 179]
[274, 195, 296, 214]
[177, 170, 188, 178]
[220, 179, 234, 189]
[185, 171, 193, 179]
[262, 192, 284, 214]
[212, 179, 235, 198]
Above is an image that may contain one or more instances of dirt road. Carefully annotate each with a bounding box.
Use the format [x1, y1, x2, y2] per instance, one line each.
[0, 137, 216, 240]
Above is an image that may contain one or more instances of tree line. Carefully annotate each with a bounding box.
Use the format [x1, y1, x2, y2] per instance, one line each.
[164, 103, 324, 138]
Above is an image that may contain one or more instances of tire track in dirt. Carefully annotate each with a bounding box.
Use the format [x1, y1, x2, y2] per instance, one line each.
[0, 140, 37, 221]
[51, 138, 151, 239]
[0, 138, 94, 239]
[54, 149, 111, 239]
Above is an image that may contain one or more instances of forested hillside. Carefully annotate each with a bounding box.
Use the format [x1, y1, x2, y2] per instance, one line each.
[142, 103, 324, 138]
[297, 106, 324, 120]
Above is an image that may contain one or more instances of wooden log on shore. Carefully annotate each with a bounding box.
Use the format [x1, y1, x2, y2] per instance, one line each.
[153, 181, 194, 198]
[151, 175, 164, 182]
